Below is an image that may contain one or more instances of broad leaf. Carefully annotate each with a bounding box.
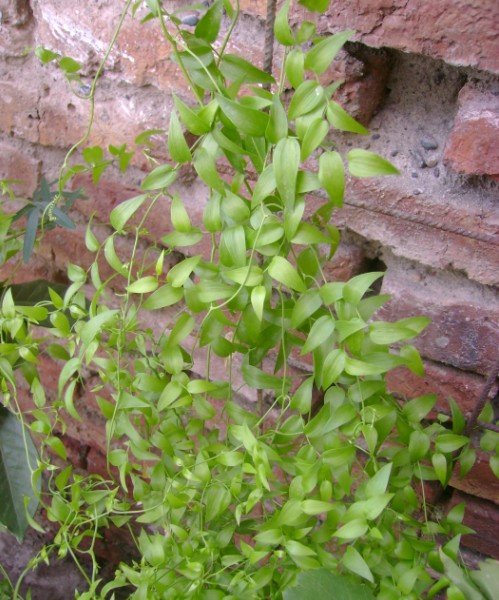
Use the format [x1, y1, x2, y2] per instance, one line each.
[304, 30, 354, 75]
[283, 569, 376, 600]
[0, 406, 40, 541]
[347, 149, 399, 177]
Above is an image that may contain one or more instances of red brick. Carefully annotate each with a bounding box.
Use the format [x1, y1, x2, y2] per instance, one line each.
[0, 139, 41, 196]
[296, 0, 499, 75]
[386, 360, 488, 417]
[322, 237, 370, 282]
[0, 0, 34, 58]
[446, 491, 499, 559]
[450, 451, 499, 505]
[443, 83, 499, 179]
[0, 79, 40, 143]
[378, 258, 499, 376]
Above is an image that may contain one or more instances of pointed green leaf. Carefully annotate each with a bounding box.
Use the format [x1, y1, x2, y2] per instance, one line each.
[110, 194, 147, 232]
[141, 164, 177, 190]
[167, 255, 201, 287]
[343, 546, 374, 583]
[193, 147, 225, 193]
[301, 118, 329, 161]
[251, 286, 266, 322]
[327, 101, 369, 134]
[216, 94, 269, 137]
[220, 54, 275, 85]
[171, 193, 191, 232]
[126, 276, 158, 294]
[143, 284, 183, 310]
[274, 137, 300, 210]
[304, 30, 354, 75]
[301, 315, 335, 355]
[174, 95, 212, 135]
[195, 0, 223, 43]
[168, 111, 192, 163]
[274, 0, 295, 46]
[285, 49, 305, 89]
[347, 149, 399, 177]
[80, 310, 118, 346]
[268, 256, 306, 292]
[288, 81, 325, 121]
[266, 95, 288, 144]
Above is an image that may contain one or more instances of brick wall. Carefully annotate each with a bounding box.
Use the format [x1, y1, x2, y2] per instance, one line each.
[1, 0, 498, 569]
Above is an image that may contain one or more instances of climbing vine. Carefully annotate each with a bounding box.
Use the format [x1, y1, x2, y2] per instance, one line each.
[0, 1, 498, 599]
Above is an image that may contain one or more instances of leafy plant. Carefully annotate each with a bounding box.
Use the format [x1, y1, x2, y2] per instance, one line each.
[0, 1, 497, 599]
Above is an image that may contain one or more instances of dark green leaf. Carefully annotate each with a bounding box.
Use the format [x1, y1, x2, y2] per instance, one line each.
[283, 569, 376, 600]
[0, 406, 40, 541]
[220, 54, 275, 85]
[216, 95, 269, 137]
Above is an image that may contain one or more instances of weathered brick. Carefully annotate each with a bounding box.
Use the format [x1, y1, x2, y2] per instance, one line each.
[386, 360, 488, 416]
[0, 0, 34, 58]
[443, 83, 499, 179]
[378, 258, 499, 375]
[296, 0, 499, 74]
[0, 78, 40, 143]
[0, 139, 41, 196]
[450, 450, 499, 505]
[446, 491, 499, 559]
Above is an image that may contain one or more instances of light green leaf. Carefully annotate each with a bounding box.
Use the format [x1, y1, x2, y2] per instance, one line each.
[251, 164, 276, 207]
[110, 194, 147, 232]
[143, 284, 183, 310]
[291, 290, 323, 328]
[274, 137, 300, 210]
[268, 256, 306, 292]
[195, 0, 223, 43]
[193, 147, 225, 193]
[216, 94, 269, 137]
[168, 111, 192, 163]
[174, 95, 212, 136]
[288, 81, 325, 121]
[301, 118, 329, 161]
[274, 0, 295, 46]
[266, 95, 288, 144]
[347, 149, 399, 177]
[334, 518, 368, 540]
[343, 272, 384, 305]
[365, 463, 392, 497]
[80, 310, 118, 346]
[171, 193, 192, 232]
[141, 164, 177, 190]
[285, 48, 305, 89]
[301, 315, 335, 355]
[327, 101, 369, 134]
[290, 376, 313, 414]
[435, 434, 469, 454]
[224, 266, 263, 287]
[167, 256, 201, 287]
[301, 499, 335, 515]
[126, 276, 158, 294]
[319, 151, 344, 207]
[304, 30, 354, 75]
[251, 286, 266, 322]
[343, 546, 374, 583]
[220, 54, 275, 85]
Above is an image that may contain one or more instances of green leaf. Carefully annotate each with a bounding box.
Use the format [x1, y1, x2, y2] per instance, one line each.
[301, 315, 335, 355]
[143, 284, 183, 310]
[193, 147, 224, 193]
[470, 559, 499, 600]
[204, 482, 231, 521]
[288, 81, 325, 121]
[141, 164, 177, 190]
[402, 394, 436, 423]
[304, 30, 354, 75]
[251, 165, 276, 207]
[432, 453, 448, 486]
[126, 276, 158, 294]
[343, 546, 374, 583]
[274, 0, 295, 46]
[59, 56, 82, 73]
[167, 255, 201, 287]
[298, 0, 331, 12]
[0, 406, 40, 541]
[290, 376, 314, 414]
[168, 111, 192, 163]
[365, 463, 392, 497]
[173, 95, 212, 136]
[266, 95, 288, 144]
[268, 256, 306, 292]
[171, 193, 191, 232]
[216, 95, 269, 137]
[347, 149, 399, 177]
[80, 310, 118, 347]
[195, 0, 223, 43]
[301, 118, 329, 161]
[300, 499, 335, 515]
[409, 430, 430, 462]
[435, 434, 469, 453]
[110, 194, 147, 232]
[369, 317, 431, 344]
[285, 49, 305, 89]
[35, 47, 60, 63]
[251, 286, 266, 322]
[220, 54, 275, 85]
[291, 290, 322, 328]
[224, 266, 263, 287]
[242, 361, 290, 391]
[327, 101, 369, 134]
[319, 151, 344, 207]
[274, 138, 300, 210]
[334, 518, 368, 540]
[343, 272, 384, 305]
[283, 569, 376, 600]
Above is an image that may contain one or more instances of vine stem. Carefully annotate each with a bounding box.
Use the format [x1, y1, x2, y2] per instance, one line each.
[263, 0, 277, 87]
